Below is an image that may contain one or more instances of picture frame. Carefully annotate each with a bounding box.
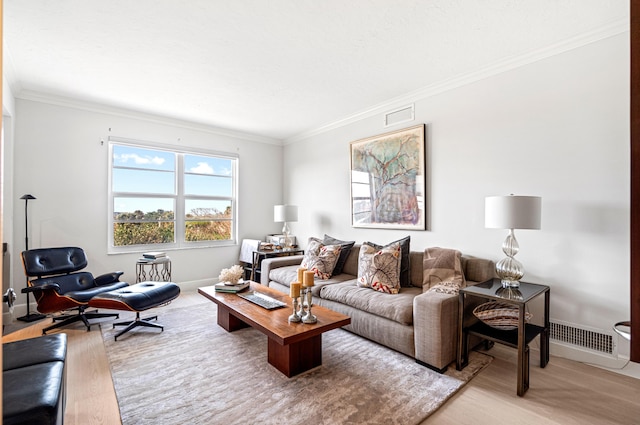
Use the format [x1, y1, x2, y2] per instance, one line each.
[350, 124, 426, 230]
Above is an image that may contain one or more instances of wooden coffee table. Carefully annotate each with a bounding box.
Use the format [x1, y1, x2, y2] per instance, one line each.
[198, 282, 350, 377]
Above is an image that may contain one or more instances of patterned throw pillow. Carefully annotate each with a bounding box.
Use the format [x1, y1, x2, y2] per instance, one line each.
[364, 236, 411, 287]
[356, 242, 402, 294]
[301, 239, 342, 280]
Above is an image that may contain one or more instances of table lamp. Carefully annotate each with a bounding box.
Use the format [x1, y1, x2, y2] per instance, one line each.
[485, 195, 541, 288]
[274, 205, 298, 249]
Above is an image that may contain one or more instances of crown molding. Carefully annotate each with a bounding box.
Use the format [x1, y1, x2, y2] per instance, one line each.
[14, 90, 283, 146]
[284, 18, 629, 145]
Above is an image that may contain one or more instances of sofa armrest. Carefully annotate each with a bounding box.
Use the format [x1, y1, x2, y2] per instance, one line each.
[413, 291, 459, 371]
[259, 255, 304, 286]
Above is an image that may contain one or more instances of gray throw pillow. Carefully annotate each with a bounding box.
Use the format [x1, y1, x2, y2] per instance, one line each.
[323, 234, 355, 276]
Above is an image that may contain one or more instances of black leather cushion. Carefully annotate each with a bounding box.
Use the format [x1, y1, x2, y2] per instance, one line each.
[90, 281, 181, 312]
[3, 334, 67, 371]
[64, 281, 129, 303]
[30, 273, 127, 301]
[3, 362, 65, 425]
[31, 272, 94, 295]
[364, 236, 411, 287]
[22, 247, 87, 276]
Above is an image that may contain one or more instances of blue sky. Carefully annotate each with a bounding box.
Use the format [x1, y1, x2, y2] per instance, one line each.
[112, 145, 233, 215]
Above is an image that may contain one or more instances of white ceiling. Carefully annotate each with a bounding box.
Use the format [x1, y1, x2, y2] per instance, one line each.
[3, 1, 629, 142]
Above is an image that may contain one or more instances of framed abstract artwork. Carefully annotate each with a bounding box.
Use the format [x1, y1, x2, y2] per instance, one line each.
[350, 124, 426, 230]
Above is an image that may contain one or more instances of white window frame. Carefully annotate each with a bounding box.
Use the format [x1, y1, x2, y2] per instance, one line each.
[108, 137, 238, 254]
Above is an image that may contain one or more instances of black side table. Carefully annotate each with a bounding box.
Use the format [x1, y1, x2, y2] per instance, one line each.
[251, 248, 304, 282]
[457, 278, 550, 396]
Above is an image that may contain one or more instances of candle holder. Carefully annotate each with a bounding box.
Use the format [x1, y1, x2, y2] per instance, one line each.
[302, 287, 317, 324]
[298, 293, 306, 318]
[288, 296, 301, 322]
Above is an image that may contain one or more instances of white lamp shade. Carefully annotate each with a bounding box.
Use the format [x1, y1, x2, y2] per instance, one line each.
[274, 205, 298, 223]
[485, 195, 541, 230]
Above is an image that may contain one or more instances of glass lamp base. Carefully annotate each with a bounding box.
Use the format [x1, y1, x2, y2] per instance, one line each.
[495, 286, 524, 300]
[282, 222, 292, 250]
[495, 255, 524, 288]
[500, 279, 520, 288]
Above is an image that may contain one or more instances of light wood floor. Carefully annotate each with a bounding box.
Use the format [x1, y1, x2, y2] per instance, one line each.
[3, 291, 639, 425]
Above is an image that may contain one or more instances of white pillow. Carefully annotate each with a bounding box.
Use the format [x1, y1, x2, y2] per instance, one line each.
[301, 239, 342, 280]
[356, 242, 401, 294]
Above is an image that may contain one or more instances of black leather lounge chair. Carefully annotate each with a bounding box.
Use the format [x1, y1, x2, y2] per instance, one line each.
[21, 247, 129, 334]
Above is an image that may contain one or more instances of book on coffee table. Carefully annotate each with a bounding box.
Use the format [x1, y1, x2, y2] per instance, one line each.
[214, 281, 250, 293]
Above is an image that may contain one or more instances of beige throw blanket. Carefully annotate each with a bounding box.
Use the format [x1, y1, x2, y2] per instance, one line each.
[423, 247, 466, 294]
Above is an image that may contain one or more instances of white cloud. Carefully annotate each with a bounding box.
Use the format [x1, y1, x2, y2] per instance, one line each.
[190, 162, 214, 174]
[116, 153, 165, 165]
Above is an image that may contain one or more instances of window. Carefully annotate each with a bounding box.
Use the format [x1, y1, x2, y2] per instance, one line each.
[109, 139, 237, 253]
[351, 170, 373, 224]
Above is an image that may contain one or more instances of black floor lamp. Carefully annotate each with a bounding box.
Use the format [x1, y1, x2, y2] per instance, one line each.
[17, 194, 45, 322]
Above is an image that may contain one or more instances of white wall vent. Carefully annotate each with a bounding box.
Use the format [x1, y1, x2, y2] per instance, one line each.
[550, 321, 614, 355]
[384, 104, 415, 127]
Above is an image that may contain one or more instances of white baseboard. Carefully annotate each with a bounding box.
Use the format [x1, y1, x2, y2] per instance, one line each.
[3, 302, 42, 325]
[550, 341, 640, 379]
[177, 278, 216, 292]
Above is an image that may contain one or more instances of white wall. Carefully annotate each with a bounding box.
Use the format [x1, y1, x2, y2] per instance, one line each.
[284, 34, 631, 367]
[9, 99, 284, 298]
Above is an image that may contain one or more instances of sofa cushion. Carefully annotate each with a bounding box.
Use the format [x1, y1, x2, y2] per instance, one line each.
[3, 361, 65, 425]
[322, 235, 356, 275]
[301, 239, 342, 279]
[320, 281, 420, 325]
[269, 265, 299, 289]
[3, 334, 67, 371]
[269, 265, 354, 293]
[422, 247, 466, 294]
[409, 251, 424, 287]
[356, 243, 402, 294]
[340, 245, 362, 276]
[364, 236, 411, 287]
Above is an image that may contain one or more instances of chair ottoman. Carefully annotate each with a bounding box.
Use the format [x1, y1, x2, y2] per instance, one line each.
[88, 281, 180, 340]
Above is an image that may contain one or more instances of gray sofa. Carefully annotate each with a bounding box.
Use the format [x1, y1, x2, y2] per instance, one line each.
[261, 244, 494, 372]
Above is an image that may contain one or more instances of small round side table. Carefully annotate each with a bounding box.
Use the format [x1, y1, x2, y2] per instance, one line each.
[136, 256, 172, 283]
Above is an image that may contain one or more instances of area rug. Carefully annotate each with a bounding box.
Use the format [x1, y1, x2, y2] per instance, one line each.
[101, 297, 491, 425]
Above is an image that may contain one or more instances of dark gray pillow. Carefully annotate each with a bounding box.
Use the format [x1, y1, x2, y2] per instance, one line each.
[323, 234, 355, 276]
[364, 236, 411, 287]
